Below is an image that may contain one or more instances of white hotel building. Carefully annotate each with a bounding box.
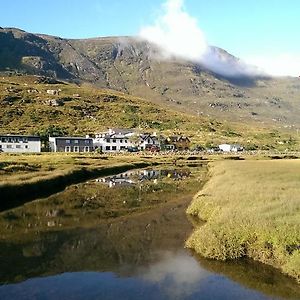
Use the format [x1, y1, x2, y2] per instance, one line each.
[0, 135, 41, 153]
[92, 128, 160, 152]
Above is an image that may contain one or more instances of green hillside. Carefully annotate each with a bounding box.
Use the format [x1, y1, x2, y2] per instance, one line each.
[0, 75, 299, 150]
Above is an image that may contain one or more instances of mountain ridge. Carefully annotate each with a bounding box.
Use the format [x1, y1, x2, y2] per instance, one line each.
[1, 27, 300, 130]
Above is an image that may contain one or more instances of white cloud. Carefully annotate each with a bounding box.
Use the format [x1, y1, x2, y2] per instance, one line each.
[139, 0, 208, 61]
[139, 0, 298, 78]
[139, 251, 210, 299]
[245, 54, 300, 77]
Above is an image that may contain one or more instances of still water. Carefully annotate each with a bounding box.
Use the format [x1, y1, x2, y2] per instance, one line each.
[0, 166, 300, 300]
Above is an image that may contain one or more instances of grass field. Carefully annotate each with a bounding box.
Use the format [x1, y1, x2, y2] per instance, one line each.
[186, 159, 300, 282]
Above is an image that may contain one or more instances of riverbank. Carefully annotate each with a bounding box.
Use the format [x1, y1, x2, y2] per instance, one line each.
[186, 159, 300, 283]
[0, 153, 155, 210]
[0, 153, 207, 210]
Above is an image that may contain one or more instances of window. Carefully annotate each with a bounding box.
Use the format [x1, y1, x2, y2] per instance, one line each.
[16, 145, 21, 149]
[113, 139, 116, 143]
[106, 146, 111, 151]
[148, 139, 151, 144]
[84, 146, 89, 152]
[66, 140, 71, 144]
[106, 139, 110, 143]
[125, 140, 128, 143]
[7, 145, 12, 149]
[0, 145, 2, 149]
[120, 139, 123, 143]
[8, 138, 12, 143]
[120, 146, 125, 150]
[85, 140, 90, 144]
[74, 146, 79, 152]
[112, 146, 117, 151]
[1, 138, 7, 143]
[65, 146, 71, 152]
[15, 138, 20, 143]
[23, 138, 28, 143]
[74, 140, 79, 144]
[25, 145, 28, 149]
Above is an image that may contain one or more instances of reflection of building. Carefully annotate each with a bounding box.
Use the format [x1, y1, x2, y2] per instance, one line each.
[96, 170, 136, 187]
[96, 169, 191, 188]
[139, 170, 160, 181]
[0, 134, 41, 153]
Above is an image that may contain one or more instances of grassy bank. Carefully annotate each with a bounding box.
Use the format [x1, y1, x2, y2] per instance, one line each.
[186, 159, 300, 282]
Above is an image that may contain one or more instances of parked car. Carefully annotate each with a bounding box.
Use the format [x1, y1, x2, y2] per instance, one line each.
[146, 145, 160, 152]
[127, 146, 139, 152]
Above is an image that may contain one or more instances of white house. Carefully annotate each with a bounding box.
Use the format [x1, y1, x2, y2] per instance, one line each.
[0, 135, 41, 153]
[219, 144, 243, 152]
[92, 128, 135, 152]
[92, 129, 160, 152]
[139, 133, 160, 150]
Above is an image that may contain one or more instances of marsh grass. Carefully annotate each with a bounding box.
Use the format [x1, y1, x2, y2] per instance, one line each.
[186, 159, 300, 282]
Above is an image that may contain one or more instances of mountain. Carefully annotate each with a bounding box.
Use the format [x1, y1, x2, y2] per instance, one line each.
[1, 27, 300, 130]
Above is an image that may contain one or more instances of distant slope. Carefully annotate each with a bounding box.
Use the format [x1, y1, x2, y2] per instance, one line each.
[0, 75, 298, 151]
[1, 27, 300, 130]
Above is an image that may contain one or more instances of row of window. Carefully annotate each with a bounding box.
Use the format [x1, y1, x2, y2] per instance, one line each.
[0, 144, 29, 149]
[64, 146, 90, 152]
[106, 139, 128, 144]
[1, 137, 28, 143]
[65, 140, 91, 144]
[105, 146, 126, 151]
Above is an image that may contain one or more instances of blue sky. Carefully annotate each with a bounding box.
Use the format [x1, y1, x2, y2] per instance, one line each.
[1, 0, 300, 75]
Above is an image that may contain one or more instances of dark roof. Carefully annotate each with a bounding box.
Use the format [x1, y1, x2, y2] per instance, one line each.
[0, 134, 40, 139]
[50, 136, 93, 140]
[111, 128, 135, 135]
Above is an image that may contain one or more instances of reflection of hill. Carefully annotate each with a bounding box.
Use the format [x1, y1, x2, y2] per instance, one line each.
[0, 197, 193, 284]
[192, 252, 300, 299]
[1, 195, 300, 300]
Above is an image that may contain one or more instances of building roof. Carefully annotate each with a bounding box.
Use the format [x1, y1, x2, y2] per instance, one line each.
[0, 134, 40, 139]
[168, 136, 190, 142]
[49, 136, 93, 140]
[110, 128, 135, 135]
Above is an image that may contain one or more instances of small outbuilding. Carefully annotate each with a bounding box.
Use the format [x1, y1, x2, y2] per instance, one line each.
[219, 144, 243, 152]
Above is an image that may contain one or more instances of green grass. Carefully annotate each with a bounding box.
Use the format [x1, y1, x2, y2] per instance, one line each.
[186, 159, 300, 282]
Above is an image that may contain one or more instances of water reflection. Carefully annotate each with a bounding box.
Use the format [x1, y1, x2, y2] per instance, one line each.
[1, 248, 296, 300]
[0, 166, 300, 299]
[139, 251, 211, 300]
[95, 169, 191, 188]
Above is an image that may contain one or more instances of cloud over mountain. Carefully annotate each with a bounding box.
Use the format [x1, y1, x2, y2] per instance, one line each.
[139, 0, 262, 78]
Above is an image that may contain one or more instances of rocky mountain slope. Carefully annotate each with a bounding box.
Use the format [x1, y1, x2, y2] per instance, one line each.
[1, 27, 300, 130]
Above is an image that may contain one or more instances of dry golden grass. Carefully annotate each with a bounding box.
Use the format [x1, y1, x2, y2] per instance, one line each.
[186, 159, 300, 282]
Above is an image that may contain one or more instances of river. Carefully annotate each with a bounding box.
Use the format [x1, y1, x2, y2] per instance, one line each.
[0, 166, 300, 300]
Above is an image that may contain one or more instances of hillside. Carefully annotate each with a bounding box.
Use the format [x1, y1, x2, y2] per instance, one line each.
[0, 75, 299, 150]
[1, 27, 300, 130]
